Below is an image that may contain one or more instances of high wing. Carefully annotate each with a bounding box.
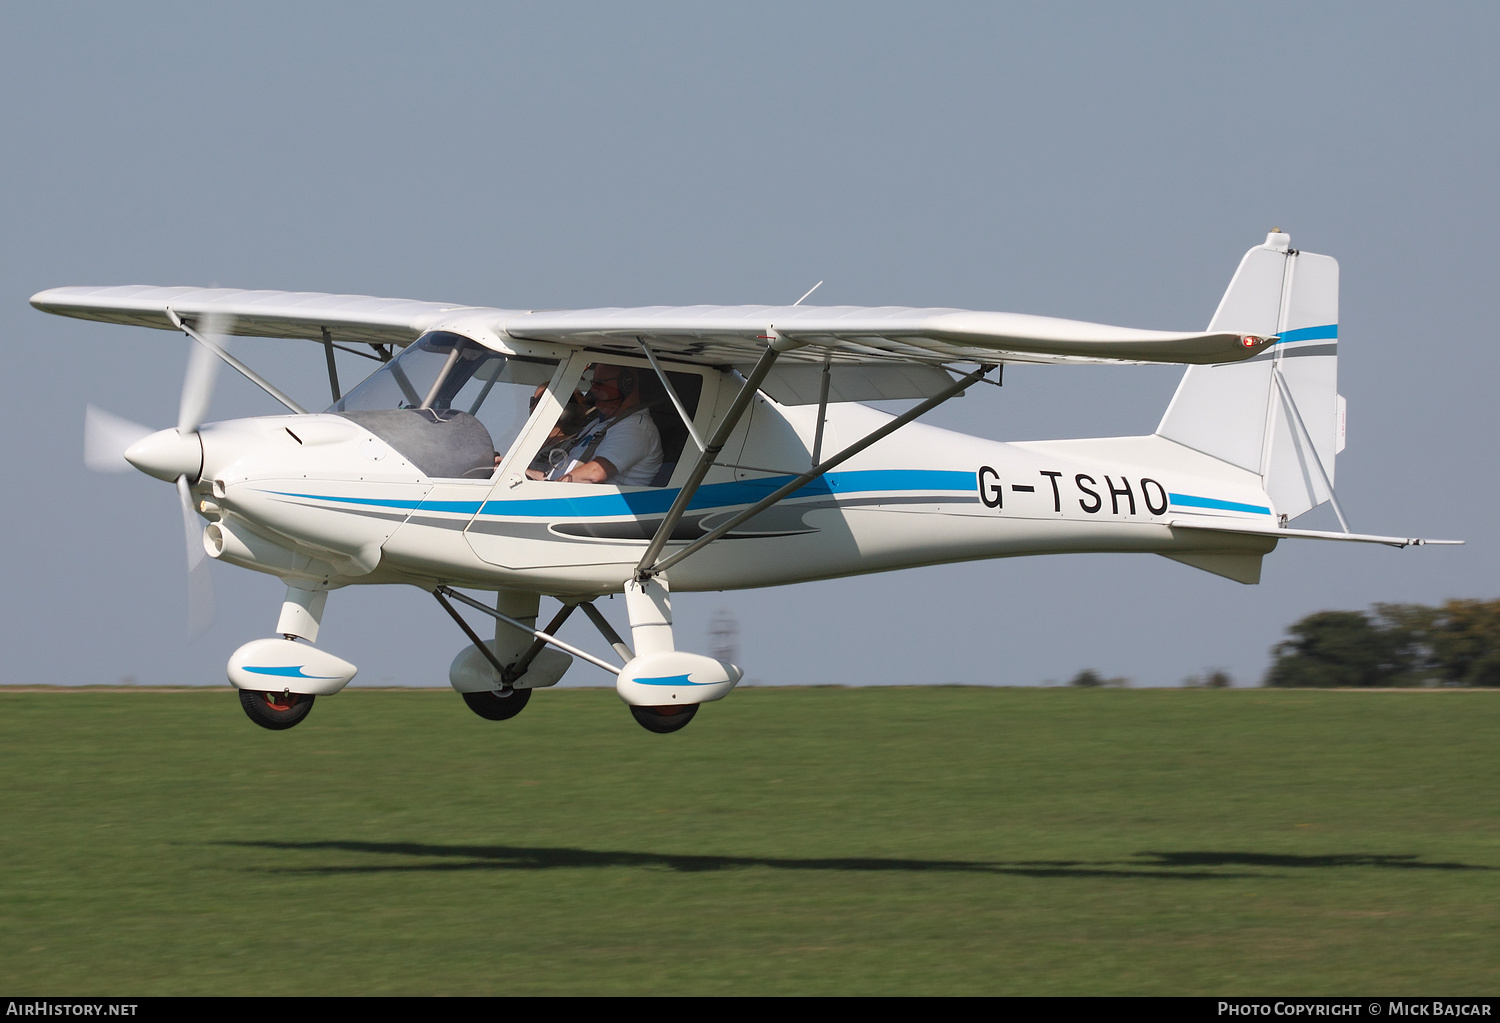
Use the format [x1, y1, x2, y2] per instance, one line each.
[501, 305, 1268, 367]
[29, 285, 486, 347]
[32, 285, 1270, 367]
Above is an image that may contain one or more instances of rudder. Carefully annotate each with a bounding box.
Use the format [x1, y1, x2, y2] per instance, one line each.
[1156, 231, 1342, 522]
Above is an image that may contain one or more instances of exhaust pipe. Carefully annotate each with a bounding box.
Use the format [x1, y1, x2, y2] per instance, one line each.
[205, 519, 326, 578]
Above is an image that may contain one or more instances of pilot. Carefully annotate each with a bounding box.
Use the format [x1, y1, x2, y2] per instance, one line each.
[548, 363, 662, 486]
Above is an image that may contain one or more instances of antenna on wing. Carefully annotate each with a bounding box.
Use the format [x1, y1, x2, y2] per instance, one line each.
[792, 281, 824, 306]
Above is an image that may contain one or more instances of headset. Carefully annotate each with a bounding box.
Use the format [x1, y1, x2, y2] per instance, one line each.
[590, 364, 637, 400]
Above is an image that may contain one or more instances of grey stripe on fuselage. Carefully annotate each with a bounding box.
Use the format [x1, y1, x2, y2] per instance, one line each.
[460, 492, 974, 542]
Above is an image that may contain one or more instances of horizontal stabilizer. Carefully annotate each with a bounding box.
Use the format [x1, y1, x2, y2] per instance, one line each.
[1167, 519, 1462, 549]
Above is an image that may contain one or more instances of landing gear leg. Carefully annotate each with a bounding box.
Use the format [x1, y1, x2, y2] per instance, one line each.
[231, 585, 342, 731]
[440, 589, 577, 721]
[623, 576, 700, 734]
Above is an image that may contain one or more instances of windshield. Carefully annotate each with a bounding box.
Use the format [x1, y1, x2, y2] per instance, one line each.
[331, 331, 558, 456]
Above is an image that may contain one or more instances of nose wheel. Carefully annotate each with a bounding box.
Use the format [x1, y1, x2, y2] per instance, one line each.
[239, 689, 316, 730]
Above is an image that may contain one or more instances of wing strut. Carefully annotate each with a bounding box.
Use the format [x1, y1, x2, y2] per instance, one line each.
[811, 358, 831, 465]
[165, 308, 307, 415]
[638, 362, 996, 581]
[320, 327, 342, 403]
[636, 337, 706, 452]
[634, 340, 789, 579]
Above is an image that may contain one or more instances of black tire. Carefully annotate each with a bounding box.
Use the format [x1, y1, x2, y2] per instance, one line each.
[462, 686, 532, 721]
[630, 703, 698, 734]
[239, 689, 315, 730]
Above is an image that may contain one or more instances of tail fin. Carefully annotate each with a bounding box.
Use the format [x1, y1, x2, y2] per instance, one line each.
[1156, 231, 1343, 522]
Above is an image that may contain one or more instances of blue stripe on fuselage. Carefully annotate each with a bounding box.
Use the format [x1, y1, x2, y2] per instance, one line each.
[265, 469, 978, 519]
[267, 473, 1273, 520]
[477, 469, 977, 518]
[1168, 493, 1272, 515]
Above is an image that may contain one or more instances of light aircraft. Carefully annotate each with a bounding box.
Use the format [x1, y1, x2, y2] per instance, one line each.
[38, 231, 1455, 732]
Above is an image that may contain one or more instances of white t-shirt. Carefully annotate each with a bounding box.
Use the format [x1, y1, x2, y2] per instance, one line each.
[553, 407, 664, 487]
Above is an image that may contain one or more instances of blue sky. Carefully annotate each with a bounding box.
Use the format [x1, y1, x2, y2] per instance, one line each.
[2, 3, 1494, 688]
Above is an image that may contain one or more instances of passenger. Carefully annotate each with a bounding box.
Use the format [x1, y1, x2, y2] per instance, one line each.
[526, 385, 590, 477]
[548, 364, 662, 485]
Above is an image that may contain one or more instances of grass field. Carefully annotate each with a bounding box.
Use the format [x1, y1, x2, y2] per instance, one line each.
[1, 686, 1496, 995]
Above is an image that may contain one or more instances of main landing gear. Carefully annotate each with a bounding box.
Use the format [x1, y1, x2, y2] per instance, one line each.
[435, 581, 742, 735]
[461, 686, 532, 721]
[439, 589, 577, 724]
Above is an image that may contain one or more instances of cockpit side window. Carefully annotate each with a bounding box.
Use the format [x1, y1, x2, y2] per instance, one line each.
[332, 332, 558, 479]
[529, 360, 704, 487]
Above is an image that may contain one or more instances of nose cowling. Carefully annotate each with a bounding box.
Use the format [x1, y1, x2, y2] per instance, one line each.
[124, 428, 203, 482]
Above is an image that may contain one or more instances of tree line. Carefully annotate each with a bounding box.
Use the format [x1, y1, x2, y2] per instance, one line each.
[1266, 599, 1500, 687]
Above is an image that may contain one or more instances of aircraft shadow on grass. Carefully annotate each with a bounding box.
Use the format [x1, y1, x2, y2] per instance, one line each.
[220, 842, 1493, 880]
[1135, 851, 1493, 872]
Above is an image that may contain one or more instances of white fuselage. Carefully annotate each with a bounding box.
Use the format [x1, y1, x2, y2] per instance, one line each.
[194, 372, 1279, 599]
